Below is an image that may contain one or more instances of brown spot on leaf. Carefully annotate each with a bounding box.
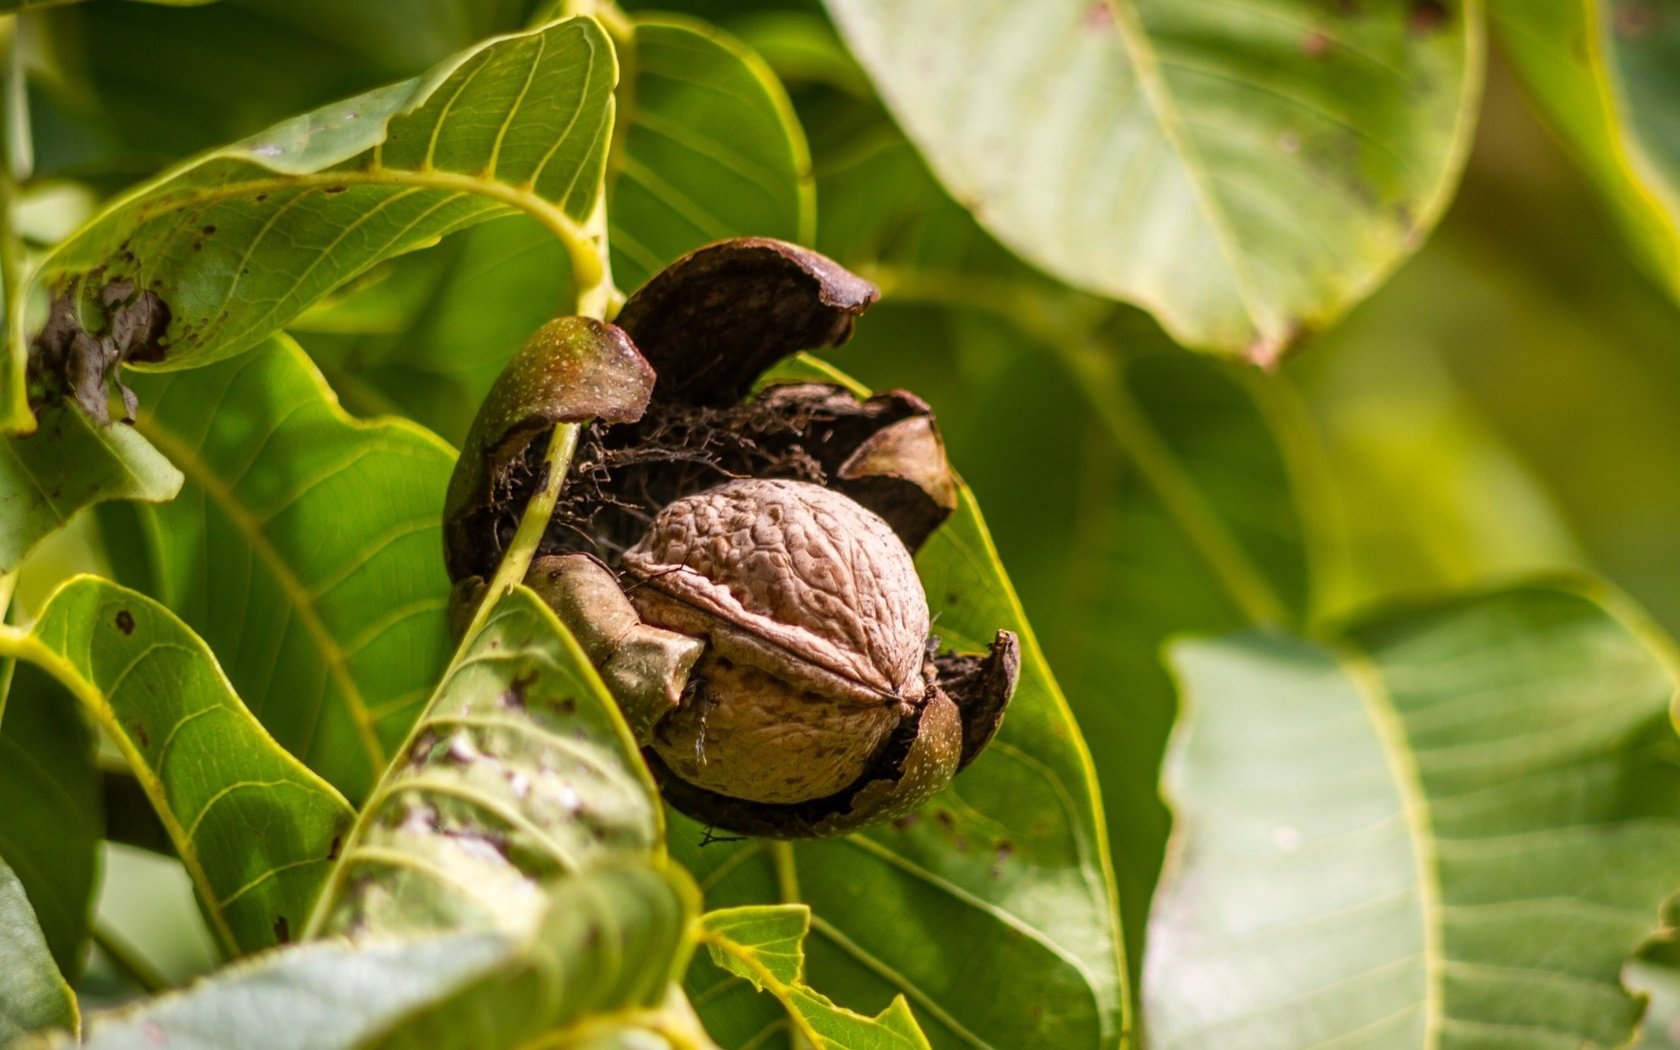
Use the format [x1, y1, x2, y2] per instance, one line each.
[115, 609, 135, 635]
[272, 915, 290, 943]
[322, 185, 347, 195]
[327, 835, 342, 860]
[132, 721, 149, 748]
[201, 225, 217, 236]
[1300, 30, 1331, 56]
[502, 669, 538, 709]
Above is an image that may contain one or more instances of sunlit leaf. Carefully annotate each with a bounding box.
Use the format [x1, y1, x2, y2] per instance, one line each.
[1493, 1, 1680, 305]
[820, 0, 1482, 359]
[2, 14, 616, 432]
[698, 904, 932, 1049]
[103, 335, 455, 802]
[1147, 581, 1680, 1048]
[0, 576, 355, 957]
[22, 861, 703, 1050]
[306, 586, 662, 940]
[0, 407, 182, 572]
[0, 854, 77, 1043]
[0, 662, 100, 978]
[677, 355, 1127, 1050]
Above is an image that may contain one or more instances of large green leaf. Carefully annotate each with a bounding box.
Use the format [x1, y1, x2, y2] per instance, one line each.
[22, 861, 704, 1050]
[300, 12, 813, 445]
[2, 13, 616, 432]
[103, 336, 455, 802]
[698, 905, 932, 1049]
[1146, 582, 1680, 1047]
[305, 585, 663, 940]
[820, 0, 1483, 358]
[0, 662, 100, 978]
[0, 576, 355, 958]
[0, 407, 183, 572]
[1492, 1, 1680, 305]
[678, 356, 1128, 1050]
[0, 854, 77, 1044]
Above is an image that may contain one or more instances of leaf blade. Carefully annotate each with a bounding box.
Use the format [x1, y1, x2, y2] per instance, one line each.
[21, 861, 701, 1050]
[115, 335, 456, 801]
[0, 854, 77, 1043]
[2, 576, 355, 957]
[701, 904, 933, 1050]
[1146, 581, 1680, 1047]
[820, 0, 1483, 356]
[307, 585, 663, 941]
[1492, 1, 1680, 306]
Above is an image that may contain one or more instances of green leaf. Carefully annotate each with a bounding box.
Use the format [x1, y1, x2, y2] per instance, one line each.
[0, 406, 183, 572]
[676, 356, 1127, 1050]
[608, 14, 814, 291]
[306, 585, 663, 940]
[0, 576, 355, 958]
[0, 854, 77, 1043]
[1492, 1, 1680, 306]
[699, 904, 932, 1049]
[23, 861, 702, 1050]
[0, 662, 100, 978]
[107, 335, 456, 802]
[2, 14, 617, 432]
[1147, 582, 1680, 1047]
[820, 0, 1483, 358]
[301, 12, 814, 444]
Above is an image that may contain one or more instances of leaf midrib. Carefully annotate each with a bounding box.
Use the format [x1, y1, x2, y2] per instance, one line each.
[1338, 639, 1444, 1048]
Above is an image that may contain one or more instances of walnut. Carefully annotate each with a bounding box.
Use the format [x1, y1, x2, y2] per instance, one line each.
[446, 238, 1019, 838]
[622, 479, 928, 803]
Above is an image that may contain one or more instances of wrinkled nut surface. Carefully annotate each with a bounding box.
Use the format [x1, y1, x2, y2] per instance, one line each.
[623, 478, 929, 706]
[623, 478, 928, 804]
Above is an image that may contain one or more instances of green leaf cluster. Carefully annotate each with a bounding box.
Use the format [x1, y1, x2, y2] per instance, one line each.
[3, 1, 1680, 1048]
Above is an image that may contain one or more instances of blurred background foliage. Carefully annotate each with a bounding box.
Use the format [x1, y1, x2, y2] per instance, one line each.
[12, 0, 1680, 1035]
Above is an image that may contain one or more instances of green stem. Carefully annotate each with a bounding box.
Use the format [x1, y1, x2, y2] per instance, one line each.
[1056, 345, 1289, 627]
[769, 841, 800, 904]
[92, 922, 169, 995]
